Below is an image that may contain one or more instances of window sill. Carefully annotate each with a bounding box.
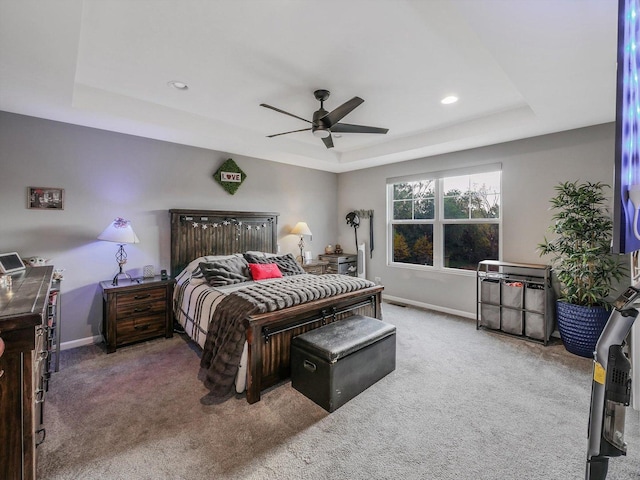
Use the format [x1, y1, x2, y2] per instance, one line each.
[387, 262, 476, 277]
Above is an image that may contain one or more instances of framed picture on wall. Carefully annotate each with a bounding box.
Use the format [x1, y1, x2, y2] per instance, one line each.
[27, 186, 64, 210]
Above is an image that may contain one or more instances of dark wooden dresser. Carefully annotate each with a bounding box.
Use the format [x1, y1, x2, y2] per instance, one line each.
[0, 266, 54, 480]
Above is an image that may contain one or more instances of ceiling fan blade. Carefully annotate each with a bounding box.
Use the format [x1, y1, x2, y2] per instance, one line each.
[331, 123, 389, 135]
[267, 128, 312, 138]
[321, 97, 364, 127]
[260, 103, 312, 124]
[322, 135, 334, 149]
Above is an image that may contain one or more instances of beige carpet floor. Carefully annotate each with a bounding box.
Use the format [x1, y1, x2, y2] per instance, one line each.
[38, 303, 640, 479]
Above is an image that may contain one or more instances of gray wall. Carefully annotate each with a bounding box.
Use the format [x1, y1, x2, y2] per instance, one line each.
[337, 123, 624, 317]
[1, 111, 625, 343]
[0, 112, 337, 344]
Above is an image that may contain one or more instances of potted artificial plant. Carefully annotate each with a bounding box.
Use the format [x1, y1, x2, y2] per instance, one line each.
[537, 181, 626, 358]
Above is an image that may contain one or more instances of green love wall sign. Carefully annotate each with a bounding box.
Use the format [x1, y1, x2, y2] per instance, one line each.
[213, 158, 246, 195]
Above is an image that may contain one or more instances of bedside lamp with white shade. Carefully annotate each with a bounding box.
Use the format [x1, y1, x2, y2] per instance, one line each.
[98, 217, 140, 285]
[291, 221, 312, 263]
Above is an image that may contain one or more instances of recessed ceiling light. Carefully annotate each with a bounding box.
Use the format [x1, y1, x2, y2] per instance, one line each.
[441, 95, 458, 105]
[167, 80, 189, 90]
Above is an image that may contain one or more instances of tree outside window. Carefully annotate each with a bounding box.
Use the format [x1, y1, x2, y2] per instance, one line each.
[389, 170, 500, 270]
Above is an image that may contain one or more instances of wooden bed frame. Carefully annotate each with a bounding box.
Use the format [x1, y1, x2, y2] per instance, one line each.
[169, 209, 383, 403]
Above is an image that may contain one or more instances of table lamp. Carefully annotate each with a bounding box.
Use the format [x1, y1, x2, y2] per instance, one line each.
[98, 217, 140, 285]
[291, 221, 312, 263]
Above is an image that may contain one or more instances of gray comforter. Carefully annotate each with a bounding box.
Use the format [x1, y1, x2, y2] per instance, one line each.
[199, 274, 375, 397]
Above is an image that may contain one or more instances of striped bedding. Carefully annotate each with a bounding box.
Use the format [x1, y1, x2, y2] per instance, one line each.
[173, 275, 226, 349]
[172, 254, 375, 396]
[173, 259, 287, 350]
[173, 256, 281, 393]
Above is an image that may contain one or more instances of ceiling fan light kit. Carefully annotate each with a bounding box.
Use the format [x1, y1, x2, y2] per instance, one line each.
[312, 128, 330, 139]
[261, 89, 388, 149]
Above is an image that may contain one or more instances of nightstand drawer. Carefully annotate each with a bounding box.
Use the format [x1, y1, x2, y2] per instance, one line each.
[116, 297, 166, 319]
[304, 265, 324, 274]
[116, 287, 166, 308]
[116, 314, 166, 345]
[318, 253, 358, 277]
[301, 260, 328, 275]
[326, 263, 357, 276]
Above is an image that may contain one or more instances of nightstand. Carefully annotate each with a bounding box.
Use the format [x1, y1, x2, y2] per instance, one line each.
[317, 253, 358, 276]
[100, 276, 174, 353]
[301, 260, 329, 275]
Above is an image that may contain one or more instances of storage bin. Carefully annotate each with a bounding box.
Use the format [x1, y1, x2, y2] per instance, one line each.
[480, 279, 500, 329]
[524, 284, 546, 339]
[525, 312, 545, 340]
[481, 278, 500, 303]
[525, 283, 545, 313]
[501, 281, 523, 308]
[501, 281, 523, 334]
[502, 308, 523, 335]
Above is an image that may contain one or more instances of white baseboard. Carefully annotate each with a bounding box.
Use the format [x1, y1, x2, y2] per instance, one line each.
[382, 294, 475, 320]
[382, 295, 563, 339]
[60, 335, 103, 351]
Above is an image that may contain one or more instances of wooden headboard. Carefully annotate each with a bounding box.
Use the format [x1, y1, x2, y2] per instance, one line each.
[169, 209, 279, 276]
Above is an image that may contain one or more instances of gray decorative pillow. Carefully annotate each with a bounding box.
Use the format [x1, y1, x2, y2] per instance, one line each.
[243, 252, 305, 276]
[197, 257, 251, 287]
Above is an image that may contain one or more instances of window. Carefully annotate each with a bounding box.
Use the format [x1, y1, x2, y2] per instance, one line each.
[388, 166, 501, 271]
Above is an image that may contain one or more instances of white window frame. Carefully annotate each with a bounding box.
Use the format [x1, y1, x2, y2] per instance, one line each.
[386, 163, 502, 273]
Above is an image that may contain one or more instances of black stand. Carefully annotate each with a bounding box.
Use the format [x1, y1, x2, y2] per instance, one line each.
[111, 244, 132, 286]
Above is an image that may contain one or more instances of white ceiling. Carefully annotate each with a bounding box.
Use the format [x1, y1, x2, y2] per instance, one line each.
[0, 0, 618, 173]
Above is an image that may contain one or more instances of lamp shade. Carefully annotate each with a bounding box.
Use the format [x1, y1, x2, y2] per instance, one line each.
[98, 217, 140, 244]
[291, 222, 312, 237]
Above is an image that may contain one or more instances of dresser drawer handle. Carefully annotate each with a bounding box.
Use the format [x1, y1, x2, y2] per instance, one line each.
[133, 306, 152, 313]
[35, 428, 46, 446]
[134, 323, 150, 331]
[35, 388, 45, 403]
[134, 294, 151, 300]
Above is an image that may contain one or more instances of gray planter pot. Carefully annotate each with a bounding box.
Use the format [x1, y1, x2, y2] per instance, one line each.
[556, 301, 610, 358]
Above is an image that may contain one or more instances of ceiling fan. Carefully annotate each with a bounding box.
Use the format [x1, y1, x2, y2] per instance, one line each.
[260, 89, 388, 149]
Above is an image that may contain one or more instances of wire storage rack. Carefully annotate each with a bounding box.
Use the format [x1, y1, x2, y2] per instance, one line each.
[476, 260, 555, 345]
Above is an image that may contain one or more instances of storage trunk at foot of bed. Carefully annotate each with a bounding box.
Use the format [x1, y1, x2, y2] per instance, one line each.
[243, 286, 383, 404]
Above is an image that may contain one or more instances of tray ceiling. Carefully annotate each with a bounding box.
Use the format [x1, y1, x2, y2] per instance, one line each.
[0, 0, 618, 172]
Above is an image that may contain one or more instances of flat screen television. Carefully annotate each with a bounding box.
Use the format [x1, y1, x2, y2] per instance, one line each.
[612, 0, 640, 254]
